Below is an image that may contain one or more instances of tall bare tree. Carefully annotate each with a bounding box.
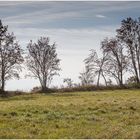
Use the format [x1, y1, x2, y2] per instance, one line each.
[26, 37, 60, 91]
[84, 49, 108, 86]
[101, 38, 128, 86]
[117, 17, 140, 83]
[0, 20, 24, 91]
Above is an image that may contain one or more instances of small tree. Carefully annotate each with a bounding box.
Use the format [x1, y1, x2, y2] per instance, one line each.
[126, 76, 137, 84]
[79, 65, 94, 86]
[84, 49, 108, 86]
[101, 37, 128, 86]
[26, 37, 60, 91]
[63, 78, 73, 88]
[0, 20, 24, 92]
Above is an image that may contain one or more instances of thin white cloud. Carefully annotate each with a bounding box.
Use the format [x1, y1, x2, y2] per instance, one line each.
[0, 1, 32, 7]
[96, 14, 106, 18]
[5, 10, 81, 24]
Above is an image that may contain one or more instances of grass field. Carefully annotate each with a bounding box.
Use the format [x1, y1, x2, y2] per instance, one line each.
[0, 89, 140, 138]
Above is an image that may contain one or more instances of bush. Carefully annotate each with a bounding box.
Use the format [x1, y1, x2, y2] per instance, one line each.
[0, 90, 26, 97]
[31, 86, 58, 94]
[126, 83, 140, 89]
[55, 84, 140, 93]
[31, 86, 42, 93]
[57, 85, 125, 93]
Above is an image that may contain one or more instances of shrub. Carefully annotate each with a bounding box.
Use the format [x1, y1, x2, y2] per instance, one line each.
[31, 86, 58, 94]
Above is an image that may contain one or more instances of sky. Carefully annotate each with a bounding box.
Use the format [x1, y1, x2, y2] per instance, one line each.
[0, 1, 140, 91]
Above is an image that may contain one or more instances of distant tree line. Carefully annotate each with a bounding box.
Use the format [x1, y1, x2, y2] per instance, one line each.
[0, 17, 140, 93]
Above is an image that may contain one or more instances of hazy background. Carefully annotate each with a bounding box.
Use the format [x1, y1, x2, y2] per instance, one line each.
[0, 1, 140, 91]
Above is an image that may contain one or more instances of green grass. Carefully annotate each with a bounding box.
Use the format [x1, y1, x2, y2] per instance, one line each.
[0, 89, 140, 138]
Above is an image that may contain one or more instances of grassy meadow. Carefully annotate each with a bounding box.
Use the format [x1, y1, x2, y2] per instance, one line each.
[0, 89, 140, 138]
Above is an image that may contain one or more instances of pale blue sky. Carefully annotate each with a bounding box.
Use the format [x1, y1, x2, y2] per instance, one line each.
[0, 1, 140, 91]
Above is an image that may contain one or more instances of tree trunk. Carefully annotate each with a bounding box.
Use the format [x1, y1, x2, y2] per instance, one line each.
[120, 71, 123, 87]
[41, 86, 47, 92]
[1, 73, 5, 92]
[136, 50, 140, 82]
[39, 76, 47, 92]
[137, 36, 140, 82]
[41, 80, 48, 92]
[119, 79, 123, 87]
[130, 47, 140, 83]
[97, 70, 101, 87]
[41, 81, 47, 92]
[1, 60, 5, 92]
[102, 72, 107, 86]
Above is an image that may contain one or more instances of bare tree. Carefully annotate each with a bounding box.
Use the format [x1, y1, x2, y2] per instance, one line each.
[117, 17, 140, 83]
[26, 37, 60, 91]
[79, 65, 94, 86]
[84, 49, 108, 86]
[101, 38, 128, 86]
[0, 20, 24, 91]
